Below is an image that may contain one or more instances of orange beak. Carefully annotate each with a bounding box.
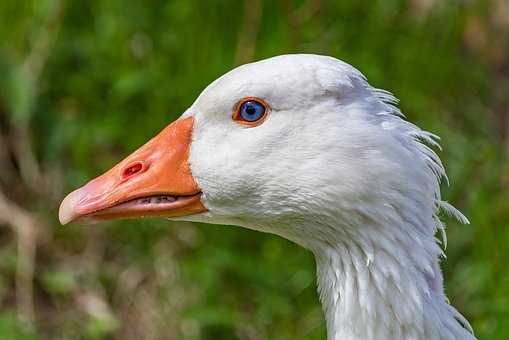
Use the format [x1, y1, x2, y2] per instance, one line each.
[58, 116, 207, 225]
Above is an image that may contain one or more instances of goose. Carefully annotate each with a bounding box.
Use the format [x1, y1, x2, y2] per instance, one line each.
[59, 54, 475, 340]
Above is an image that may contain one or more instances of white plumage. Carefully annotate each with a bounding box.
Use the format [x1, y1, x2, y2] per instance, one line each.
[181, 54, 475, 339]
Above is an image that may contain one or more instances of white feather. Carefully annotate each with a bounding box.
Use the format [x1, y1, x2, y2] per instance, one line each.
[177, 54, 474, 340]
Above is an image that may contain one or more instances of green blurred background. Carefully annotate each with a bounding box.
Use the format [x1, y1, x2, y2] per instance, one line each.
[0, 0, 508, 339]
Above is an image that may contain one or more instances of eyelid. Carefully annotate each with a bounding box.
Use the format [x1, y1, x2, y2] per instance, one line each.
[232, 97, 270, 127]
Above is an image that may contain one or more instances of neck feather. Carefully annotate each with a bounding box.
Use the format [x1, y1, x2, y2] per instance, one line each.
[309, 219, 474, 340]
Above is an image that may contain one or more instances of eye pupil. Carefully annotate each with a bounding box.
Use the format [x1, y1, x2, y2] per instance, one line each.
[239, 100, 266, 122]
[246, 106, 256, 115]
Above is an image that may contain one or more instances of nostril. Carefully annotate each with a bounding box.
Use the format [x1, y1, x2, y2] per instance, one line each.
[121, 161, 145, 180]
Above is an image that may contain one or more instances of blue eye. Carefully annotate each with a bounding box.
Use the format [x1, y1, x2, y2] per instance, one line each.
[239, 100, 266, 122]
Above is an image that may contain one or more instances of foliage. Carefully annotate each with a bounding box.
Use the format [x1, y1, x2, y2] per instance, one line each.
[0, 0, 508, 339]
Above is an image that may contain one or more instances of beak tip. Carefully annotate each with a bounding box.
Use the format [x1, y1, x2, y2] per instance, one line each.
[58, 209, 71, 225]
[58, 189, 82, 225]
[58, 201, 73, 226]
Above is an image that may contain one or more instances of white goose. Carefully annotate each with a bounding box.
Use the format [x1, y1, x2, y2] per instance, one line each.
[59, 54, 475, 340]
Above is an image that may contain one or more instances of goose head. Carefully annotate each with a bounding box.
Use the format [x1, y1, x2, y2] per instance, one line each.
[59, 54, 473, 339]
[60, 54, 425, 245]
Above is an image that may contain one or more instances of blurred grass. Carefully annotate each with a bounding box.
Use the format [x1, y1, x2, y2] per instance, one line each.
[0, 0, 508, 339]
